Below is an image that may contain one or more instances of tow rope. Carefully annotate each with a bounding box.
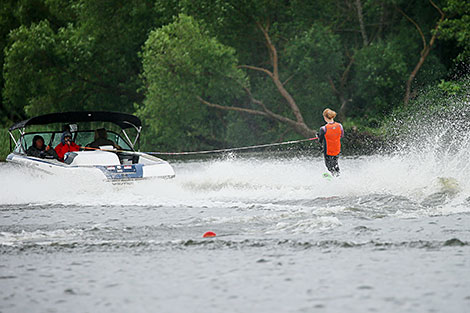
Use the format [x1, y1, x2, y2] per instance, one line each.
[146, 137, 319, 156]
[78, 137, 319, 156]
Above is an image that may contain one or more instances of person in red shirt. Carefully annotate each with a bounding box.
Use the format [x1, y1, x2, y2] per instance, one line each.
[318, 108, 344, 176]
[55, 131, 80, 161]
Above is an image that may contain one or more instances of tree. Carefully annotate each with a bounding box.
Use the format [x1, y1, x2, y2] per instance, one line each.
[397, 0, 446, 105]
[171, 0, 346, 136]
[0, 0, 63, 124]
[173, 0, 449, 123]
[139, 14, 246, 150]
[439, 0, 470, 61]
[3, 0, 160, 119]
[140, 12, 348, 149]
[1, 0, 461, 153]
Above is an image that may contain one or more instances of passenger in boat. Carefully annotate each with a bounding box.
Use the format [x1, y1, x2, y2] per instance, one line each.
[318, 108, 344, 176]
[87, 128, 121, 150]
[55, 131, 80, 161]
[26, 135, 59, 159]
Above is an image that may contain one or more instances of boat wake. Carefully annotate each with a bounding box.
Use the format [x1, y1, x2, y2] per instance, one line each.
[0, 152, 469, 216]
[2, 99, 470, 220]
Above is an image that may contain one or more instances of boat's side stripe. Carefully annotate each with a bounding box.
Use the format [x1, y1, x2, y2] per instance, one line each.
[96, 164, 144, 180]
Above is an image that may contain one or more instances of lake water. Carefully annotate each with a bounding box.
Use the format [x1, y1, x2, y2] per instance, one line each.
[1, 153, 469, 313]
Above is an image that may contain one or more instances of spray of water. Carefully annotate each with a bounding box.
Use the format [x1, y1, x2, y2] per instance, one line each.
[1, 83, 469, 217]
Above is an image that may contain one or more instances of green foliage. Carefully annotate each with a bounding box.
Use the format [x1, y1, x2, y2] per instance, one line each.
[382, 75, 470, 142]
[2, 0, 160, 122]
[138, 14, 247, 150]
[352, 41, 409, 115]
[283, 23, 343, 125]
[3, 21, 91, 117]
[440, 0, 470, 60]
[0, 128, 10, 161]
[285, 24, 343, 78]
[0, 0, 61, 124]
[1, 0, 468, 153]
[437, 79, 463, 94]
[350, 17, 447, 119]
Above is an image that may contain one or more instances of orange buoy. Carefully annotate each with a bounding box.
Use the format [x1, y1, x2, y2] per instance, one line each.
[203, 231, 216, 238]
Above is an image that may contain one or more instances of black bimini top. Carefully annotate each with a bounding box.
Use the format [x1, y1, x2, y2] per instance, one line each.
[9, 111, 142, 131]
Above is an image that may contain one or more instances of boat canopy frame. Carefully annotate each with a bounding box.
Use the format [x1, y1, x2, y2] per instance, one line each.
[8, 111, 142, 151]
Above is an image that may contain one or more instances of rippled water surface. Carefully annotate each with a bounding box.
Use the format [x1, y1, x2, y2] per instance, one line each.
[1, 154, 470, 313]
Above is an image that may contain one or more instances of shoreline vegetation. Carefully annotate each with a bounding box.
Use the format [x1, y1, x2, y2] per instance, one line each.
[1, 128, 9, 161]
[1, 1, 469, 160]
[0, 125, 384, 161]
[4, 73, 467, 161]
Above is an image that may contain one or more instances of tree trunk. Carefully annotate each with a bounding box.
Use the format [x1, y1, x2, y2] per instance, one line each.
[216, 22, 316, 138]
[401, 0, 445, 105]
[404, 47, 431, 105]
[355, 0, 368, 47]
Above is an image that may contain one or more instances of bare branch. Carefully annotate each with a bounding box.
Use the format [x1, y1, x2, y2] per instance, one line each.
[429, 0, 445, 17]
[396, 6, 426, 50]
[241, 86, 268, 112]
[197, 96, 269, 118]
[328, 77, 340, 96]
[403, 1, 445, 105]
[238, 65, 273, 78]
[282, 74, 295, 86]
[252, 21, 306, 124]
[256, 21, 278, 78]
[341, 56, 355, 87]
[197, 94, 314, 137]
[239, 88, 299, 126]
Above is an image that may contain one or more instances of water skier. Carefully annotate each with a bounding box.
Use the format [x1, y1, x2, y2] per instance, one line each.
[318, 108, 344, 176]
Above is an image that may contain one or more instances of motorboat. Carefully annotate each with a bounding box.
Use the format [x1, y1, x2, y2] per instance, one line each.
[6, 111, 175, 181]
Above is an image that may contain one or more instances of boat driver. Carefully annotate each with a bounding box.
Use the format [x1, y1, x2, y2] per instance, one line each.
[26, 135, 59, 159]
[87, 128, 121, 150]
[55, 131, 80, 161]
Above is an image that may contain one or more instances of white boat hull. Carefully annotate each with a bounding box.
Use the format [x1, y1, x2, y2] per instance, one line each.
[6, 151, 175, 181]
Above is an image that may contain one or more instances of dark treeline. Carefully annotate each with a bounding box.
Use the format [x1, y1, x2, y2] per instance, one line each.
[1, 0, 469, 152]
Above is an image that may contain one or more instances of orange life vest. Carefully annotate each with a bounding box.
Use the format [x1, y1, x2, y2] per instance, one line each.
[324, 122, 342, 156]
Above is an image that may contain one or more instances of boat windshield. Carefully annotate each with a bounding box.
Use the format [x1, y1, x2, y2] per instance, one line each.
[17, 130, 133, 153]
[74, 131, 132, 150]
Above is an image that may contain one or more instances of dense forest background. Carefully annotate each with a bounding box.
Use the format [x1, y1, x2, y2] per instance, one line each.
[1, 0, 469, 156]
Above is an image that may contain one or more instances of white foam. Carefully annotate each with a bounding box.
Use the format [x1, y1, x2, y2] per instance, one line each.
[269, 216, 342, 234]
[2, 116, 470, 220]
[0, 153, 469, 211]
[0, 228, 84, 246]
